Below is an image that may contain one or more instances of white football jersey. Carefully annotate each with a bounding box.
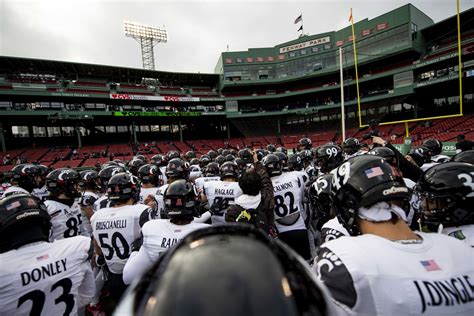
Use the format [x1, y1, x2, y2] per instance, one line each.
[90, 204, 152, 274]
[142, 220, 209, 262]
[44, 199, 84, 241]
[442, 224, 474, 247]
[194, 176, 220, 192]
[316, 232, 474, 315]
[92, 195, 116, 213]
[159, 166, 167, 185]
[32, 185, 49, 201]
[0, 237, 95, 316]
[271, 172, 306, 233]
[139, 187, 159, 205]
[320, 217, 349, 244]
[122, 220, 209, 284]
[79, 191, 99, 237]
[203, 180, 242, 225]
[1, 185, 28, 199]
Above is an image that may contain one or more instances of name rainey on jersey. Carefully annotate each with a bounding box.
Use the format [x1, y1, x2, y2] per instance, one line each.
[161, 237, 181, 248]
[95, 219, 127, 230]
[21, 259, 67, 286]
[414, 275, 474, 313]
[273, 181, 293, 193]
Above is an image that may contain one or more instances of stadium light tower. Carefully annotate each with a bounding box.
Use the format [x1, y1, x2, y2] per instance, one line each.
[124, 21, 167, 70]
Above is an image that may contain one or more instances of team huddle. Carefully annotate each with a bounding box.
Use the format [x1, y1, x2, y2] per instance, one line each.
[0, 136, 473, 315]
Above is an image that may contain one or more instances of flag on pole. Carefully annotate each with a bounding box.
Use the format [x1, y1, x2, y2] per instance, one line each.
[349, 8, 353, 23]
[294, 14, 302, 24]
[297, 25, 303, 32]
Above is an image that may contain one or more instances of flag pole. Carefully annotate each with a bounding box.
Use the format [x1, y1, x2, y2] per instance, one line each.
[350, 8, 362, 127]
[339, 47, 346, 141]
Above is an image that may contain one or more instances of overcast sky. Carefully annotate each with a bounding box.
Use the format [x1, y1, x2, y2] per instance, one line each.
[0, 0, 472, 74]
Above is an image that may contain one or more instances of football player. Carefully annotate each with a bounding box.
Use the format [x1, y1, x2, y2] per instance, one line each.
[0, 194, 95, 315]
[315, 155, 474, 315]
[122, 179, 209, 284]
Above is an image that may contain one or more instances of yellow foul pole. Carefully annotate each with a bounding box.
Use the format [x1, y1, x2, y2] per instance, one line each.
[350, 8, 362, 127]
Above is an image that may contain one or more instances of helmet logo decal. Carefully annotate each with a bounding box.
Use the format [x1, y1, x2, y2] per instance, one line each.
[332, 161, 350, 191]
[58, 169, 72, 180]
[457, 172, 474, 197]
[383, 186, 409, 195]
[364, 166, 384, 179]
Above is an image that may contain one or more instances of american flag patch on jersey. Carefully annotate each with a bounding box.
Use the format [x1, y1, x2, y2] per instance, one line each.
[36, 254, 49, 261]
[364, 166, 384, 178]
[420, 260, 441, 271]
[6, 201, 21, 211]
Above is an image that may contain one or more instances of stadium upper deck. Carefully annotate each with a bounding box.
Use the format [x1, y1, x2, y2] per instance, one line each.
[0, 3, 473, 150]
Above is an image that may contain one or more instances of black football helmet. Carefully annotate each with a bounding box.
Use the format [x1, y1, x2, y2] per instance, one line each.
[276, 146, 287, 154]
[36, 164, 50, 188]
[331, 155, 410, 236]
[167, 151, 180, 160]
[225, 154, 235, 162]
[135, 155, 147, 163]
[314, 145, 343, 174]
[220, 161, 239, 180]
[238, 149, 253, 164]
[138, 164, 162, 186]
[11, 164, 41, 192]
[422, 139, 443, 156]
[408, 146, 432, 167]
[128, 158, 146, 176]
[262, 154, 282, 177]
[150, 154, 166, 167]
[207, 150, 218, 160]
[255, 149, 265, 162]
[0, 194, 51, 252]
[415, 162, 474, 228]
[368, 147, 397, 166]
[114, 225, 332, 316]
[309, 174, 335, 230]
[199, 155, 211, 168]
[166, 158, 190, 180]
[98, 165, 127, 188]
[185, 151, 196, 161]
[190, 158, 200, 166]
[107, 172, 140, 202]
[204, 162, 220, 177]
[234, 158, 247, 175]
[163, 179, 198, 219]
[452, 150, 474, 165]
[275, 152, 289, 172]
[298, 137, 312, 150]
[267, 144, 276, 152]
[342, 138, 360, 156]
[288, 154, 304, 171]
[46, 168, 81, 198]
[215, 155, 226, 166]
[79, 170, 101, 191]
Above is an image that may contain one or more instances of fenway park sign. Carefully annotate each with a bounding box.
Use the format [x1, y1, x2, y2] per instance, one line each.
[109, 94, 200, 102]
[279, 36, 330, 54]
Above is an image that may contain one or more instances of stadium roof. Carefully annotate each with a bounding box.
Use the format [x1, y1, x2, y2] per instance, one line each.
[0, 55, 219, 85]
[420, 7, 474, 37]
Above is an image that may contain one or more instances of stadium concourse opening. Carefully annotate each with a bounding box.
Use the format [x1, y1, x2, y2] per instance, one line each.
[0, 4, 473, 163]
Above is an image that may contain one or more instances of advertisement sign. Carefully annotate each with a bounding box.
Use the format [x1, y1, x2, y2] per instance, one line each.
[113, 111, 202, 117]
[110, 94, 200, 102]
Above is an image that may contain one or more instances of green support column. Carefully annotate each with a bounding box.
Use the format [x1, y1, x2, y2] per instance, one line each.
[0, 122, 6, 152]
[178, 120, 183, 143]
[76, 126, 82, 148]
[227, 123, 231, 139]
[132, 121, 138, 145]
